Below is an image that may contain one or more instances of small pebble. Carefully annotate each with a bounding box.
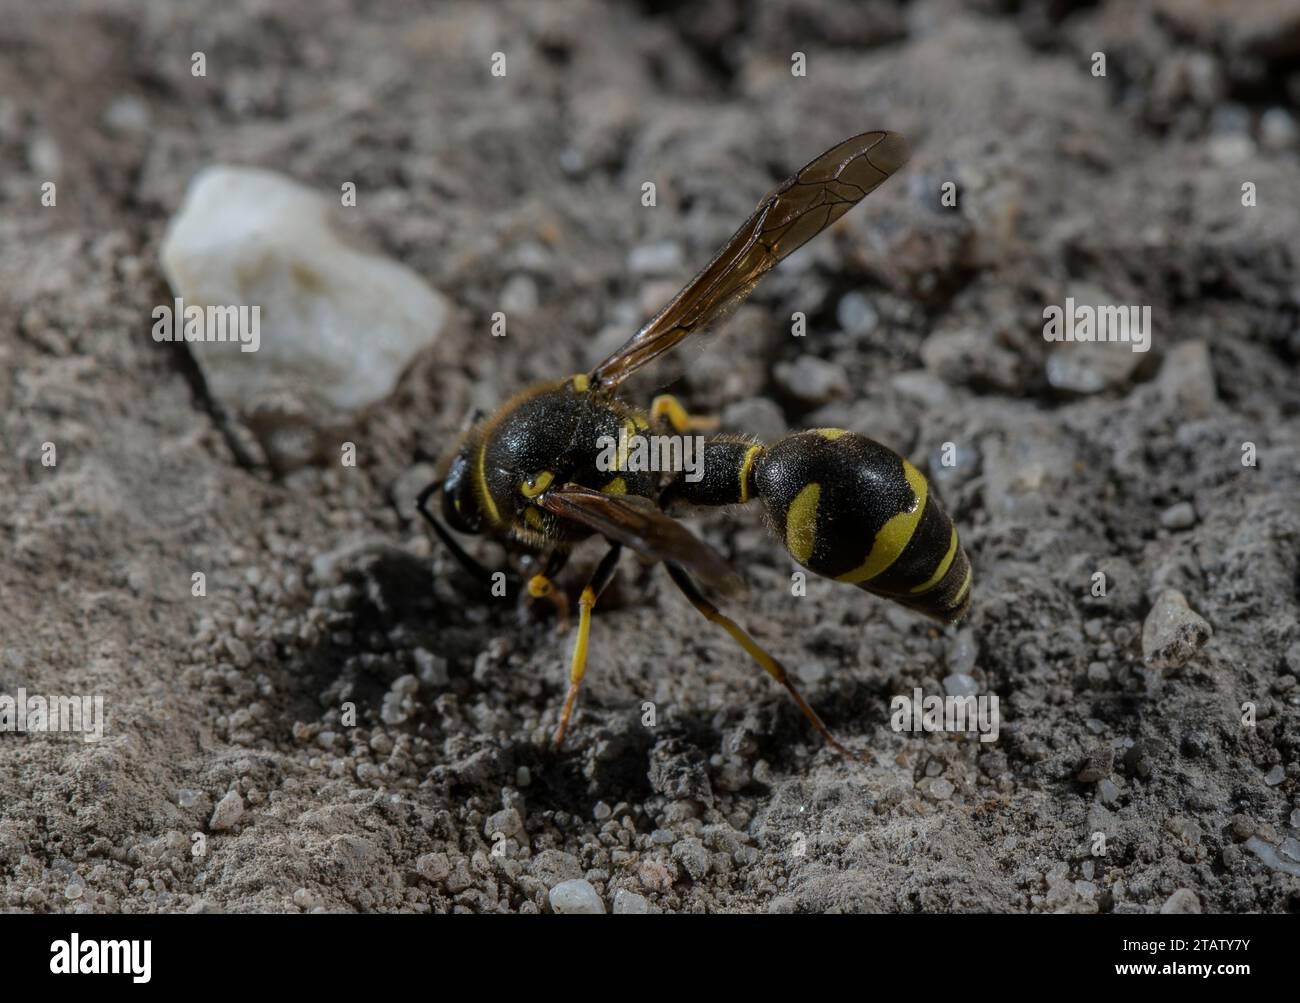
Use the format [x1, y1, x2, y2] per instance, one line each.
[549, 879, 606, 914]
[1159, 502, 1197, 530]
[1077, 745, 1113, 783]
[1141, 590, 1212, 672]
[613, 889, 651, 914]
[1159, 888, 1201, 914]
[209, 790, 245, 832]
[416, 852, 451, 883]
[64, 875, 86, 901]
[773, 356, 849, 405]
[484, 808, 524, 839]
[836, 291, 879, 335]
[1086, 662, 1111, 686]
[501, 273, 540, 315]
[947, 628, 978, 676]
[1260, 107, 1298, 150]
[1244, 837, 1300, 878]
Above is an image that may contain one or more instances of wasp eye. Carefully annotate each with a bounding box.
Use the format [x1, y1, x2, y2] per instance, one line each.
[520, 470, 554, 499]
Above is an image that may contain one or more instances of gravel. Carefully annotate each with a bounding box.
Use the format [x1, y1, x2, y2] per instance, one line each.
[1, 0, 1297, 917]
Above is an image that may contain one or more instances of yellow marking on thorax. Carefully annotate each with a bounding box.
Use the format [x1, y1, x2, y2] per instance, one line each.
[812, 427, 848, 441]
[602, 476, 627, 495]
[910, 526, 958, 594]
[738, 444, 762, 503]
[571, 373, 590, 392]
[524, 506, 544, 530]
[785, 483, 821, 565]
[475, 441, 501, 524]
[835, 461, 928, 584]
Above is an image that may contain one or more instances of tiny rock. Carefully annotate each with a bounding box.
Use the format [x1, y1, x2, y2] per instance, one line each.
[612, 889, 652, 915]
[1159, 888, 1201, 914]
[1141, 589, 1212, 672]
[209, 790, 245, 832]
[774, 356, 849, 405]
[548, 879, 606, 914]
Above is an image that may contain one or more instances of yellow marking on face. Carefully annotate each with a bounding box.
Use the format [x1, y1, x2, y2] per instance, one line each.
[521, 470, 554, 498]
[835, 461, 928, 584]
[571, 373, 590, 392]
[785, 483, 821, 565]
[738, 444, 762, 503]
[951, 563, 972, 607]
[475, 442, 501, 524]
[524, 506, 544, 530]
[812, 427, 848, 441]
[602, 476, 627, 495]
[527, 574, 552, 598]
[910, 526, 958, 594]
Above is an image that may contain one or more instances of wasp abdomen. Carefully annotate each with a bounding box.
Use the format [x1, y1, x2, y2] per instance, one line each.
[660, 435, 764, 509]
[752, 429, 971, 623]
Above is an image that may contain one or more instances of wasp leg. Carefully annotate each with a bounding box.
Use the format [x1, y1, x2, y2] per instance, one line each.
[416, 481, 520, 596]
[663, 562, 855, 758]
[553, 543, 623, 749]
[650, 394, 720, 434]
[524, 549, 571, 630]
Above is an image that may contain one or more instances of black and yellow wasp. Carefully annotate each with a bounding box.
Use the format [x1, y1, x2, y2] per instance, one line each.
[417, 131, 971, 754]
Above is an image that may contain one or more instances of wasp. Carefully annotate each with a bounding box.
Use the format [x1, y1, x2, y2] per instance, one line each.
[417, 131, 971, 755]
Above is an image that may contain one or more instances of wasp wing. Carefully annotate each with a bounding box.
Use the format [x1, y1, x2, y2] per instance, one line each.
[539, 484, 746, 596]
[589, 130, 909, 391]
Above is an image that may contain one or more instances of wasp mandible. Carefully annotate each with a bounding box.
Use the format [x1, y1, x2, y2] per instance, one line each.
[417, 132, 972, 755]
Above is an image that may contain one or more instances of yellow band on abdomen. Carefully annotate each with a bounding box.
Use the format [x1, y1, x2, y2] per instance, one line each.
[910, 526, 958, 594]
[835, 461, 928, 584]
[785, 483, 821, 565]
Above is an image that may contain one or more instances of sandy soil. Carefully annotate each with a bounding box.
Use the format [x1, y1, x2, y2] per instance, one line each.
[2, 0, 1299, 913]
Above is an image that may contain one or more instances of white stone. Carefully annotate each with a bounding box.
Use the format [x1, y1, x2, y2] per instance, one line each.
[548, 878, 606, 914]
[160, 166, 447, 415]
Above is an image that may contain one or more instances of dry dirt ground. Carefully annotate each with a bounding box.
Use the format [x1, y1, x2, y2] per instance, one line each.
[2, 0, 1299, 913]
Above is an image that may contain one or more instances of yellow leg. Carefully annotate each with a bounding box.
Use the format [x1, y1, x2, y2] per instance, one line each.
[554, 585, 595, 748]
[651, 394, 720, 434]
[526, 573, 570, 630]
[664, 563, 857, 759]
[552, 544, 623, 749]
